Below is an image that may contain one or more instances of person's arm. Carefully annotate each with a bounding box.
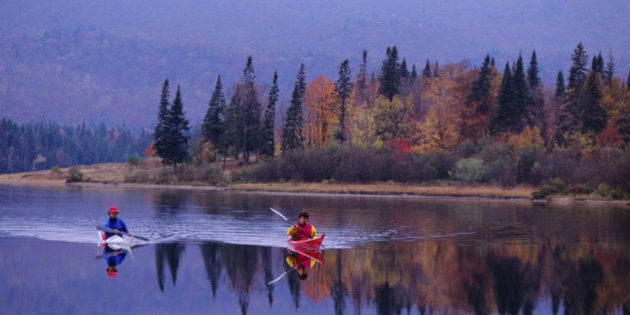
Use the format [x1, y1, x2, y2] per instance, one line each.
[120, 220, 129, 234]
[287, 225, 297, 236]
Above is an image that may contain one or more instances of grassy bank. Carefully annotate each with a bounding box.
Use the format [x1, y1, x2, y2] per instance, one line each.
[1, 161, 628, 205]
[231, 182, 534, 199]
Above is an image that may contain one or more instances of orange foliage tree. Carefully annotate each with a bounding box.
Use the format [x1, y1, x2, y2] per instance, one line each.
[304, 75, 338, 149]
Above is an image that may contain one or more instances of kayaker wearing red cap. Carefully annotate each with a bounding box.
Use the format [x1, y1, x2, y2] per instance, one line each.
[103, 206, 131, 239]
[287, 211, 317, 240]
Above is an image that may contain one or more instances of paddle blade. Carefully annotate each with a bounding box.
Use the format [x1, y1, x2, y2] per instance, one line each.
[269, 207, 290, 223]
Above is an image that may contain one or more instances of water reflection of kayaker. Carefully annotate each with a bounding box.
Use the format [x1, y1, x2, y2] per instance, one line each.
[285, 250, 316, 280]
[103, 246, 127, 278]
[287, 211, 317, 240]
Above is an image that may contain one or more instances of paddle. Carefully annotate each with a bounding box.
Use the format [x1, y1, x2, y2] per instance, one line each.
[267, 269, 291, 285]
[269, 207, 307, 236]
[96, 225, 150, 242]
[269, 207, 293, 225]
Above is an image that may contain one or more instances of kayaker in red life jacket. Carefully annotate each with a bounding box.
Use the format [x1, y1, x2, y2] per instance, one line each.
[287, 211, 317, 241]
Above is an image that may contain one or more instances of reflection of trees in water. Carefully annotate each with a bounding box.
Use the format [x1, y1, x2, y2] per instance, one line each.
[487, 251, 541, 315]
[260, 246, 274, 306]
[155, 242, 186, 292]
[149, 240, 628, 314]
[200, 242, 222, 298]
[550, 245, 604, 315]
[224, 244, 258, 315]
[331, 250, 348, 315]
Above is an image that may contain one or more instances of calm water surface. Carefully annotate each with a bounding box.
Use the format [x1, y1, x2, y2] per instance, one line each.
[0, 184, 628, 315]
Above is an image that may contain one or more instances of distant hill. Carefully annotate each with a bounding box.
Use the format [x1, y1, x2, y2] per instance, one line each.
[0, 27, 342, 129]
[1, 1, 628, 130]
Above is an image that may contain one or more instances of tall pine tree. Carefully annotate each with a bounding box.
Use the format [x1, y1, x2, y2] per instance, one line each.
[153, 79, 171, 166]
[491, 62, 514, 135]
[239, 56, 261, 164]
[168, 86, 190, 166]
[260, 71, 279, 158]
[510, 54, 529, 132]
[583, 61, 607, 134]
[462, 54, 494, 140]
[378, 46, 400, 101]
[603, 53, 615, 85]
[422, 60, 432, 78]
[554, 42, 607, 144]
[334, 59, 353, 144]
[555, 70, 565, 99]
[525, 50, 546, 136]
[202, 75, 226, 148]
[282, 64, 306, 152]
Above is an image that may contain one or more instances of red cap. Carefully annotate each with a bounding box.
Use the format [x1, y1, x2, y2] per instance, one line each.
[107, 269, 117, 278]
[108, 206, 119, 214]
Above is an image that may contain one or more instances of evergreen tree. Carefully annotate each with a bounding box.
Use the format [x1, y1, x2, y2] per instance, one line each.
[603, 53, 615, 85]
[355, 50, 369, 105]
[334, 59, 353, 144]
[462, 54, 493, 140]
[554, 43, 590, 144]
[378, 46, 400, 101]
[221, 89, 242, 159]
[239, 56, 262, 163]
[410, 64, 418, 81]
[166, 86, 190, 166]
[432, 61, 440, 78]
[491, 62, 514, 134]
[202, 75, 226, 147]
[592, 53, 604, 76]
[583, 69, 607, 134]
[153, 79, 171, 165]
[282, 63, 306, 152]
[527, 51, 541, 89]
[525, 50, 546, 134]
[511, 54, 529, 132]
[260, 71, 279, 158]
[555, 71, 565, 99]
[422, 60, 432, 78]
[399, 58, 409, 79]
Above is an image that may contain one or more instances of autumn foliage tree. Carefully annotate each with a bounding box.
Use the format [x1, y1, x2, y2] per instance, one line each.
[304, 75, 337, 149]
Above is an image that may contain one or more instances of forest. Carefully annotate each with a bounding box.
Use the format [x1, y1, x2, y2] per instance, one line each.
[2, 42, 630, 198]
[0, 119, 152, 173]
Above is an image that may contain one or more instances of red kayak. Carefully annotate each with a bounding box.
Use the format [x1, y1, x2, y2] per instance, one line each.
[288, 233, 325, 250]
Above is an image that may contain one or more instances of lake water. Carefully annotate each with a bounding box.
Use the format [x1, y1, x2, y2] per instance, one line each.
[0, 184, 628, 315]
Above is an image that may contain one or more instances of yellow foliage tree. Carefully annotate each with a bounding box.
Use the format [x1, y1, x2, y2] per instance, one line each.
[304, 75, 338, 149]
[347, 101, 377, 148]
[371, 96, 416, 145]
[417, 64, 473, 152]
[600, 77, 630, 144]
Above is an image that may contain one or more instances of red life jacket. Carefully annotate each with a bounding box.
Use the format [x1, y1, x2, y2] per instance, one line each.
[293, 223, 313, 240]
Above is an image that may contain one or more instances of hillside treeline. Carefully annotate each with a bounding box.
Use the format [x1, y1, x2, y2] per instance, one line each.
[0, 119, 152, 173]
[153, 42, 629, 198]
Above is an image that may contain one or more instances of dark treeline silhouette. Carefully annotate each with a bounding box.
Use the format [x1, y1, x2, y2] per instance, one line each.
[0, 118, 152, 174]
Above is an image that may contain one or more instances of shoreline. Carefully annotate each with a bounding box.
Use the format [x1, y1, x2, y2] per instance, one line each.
[0, 164, 628, 206]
